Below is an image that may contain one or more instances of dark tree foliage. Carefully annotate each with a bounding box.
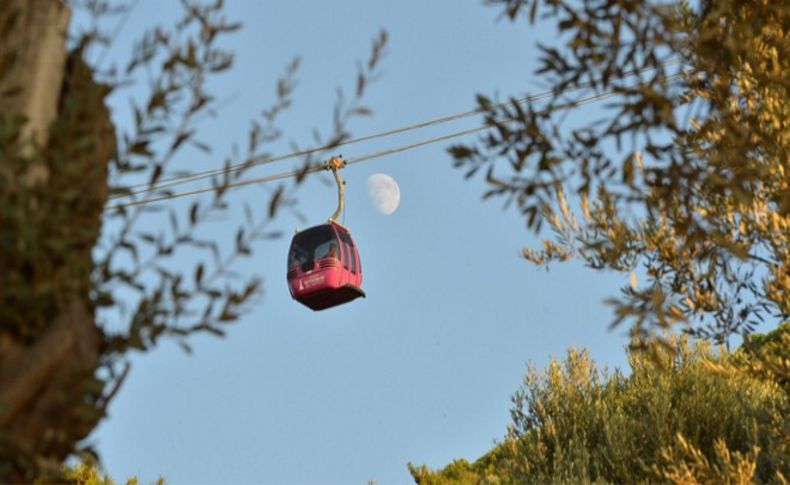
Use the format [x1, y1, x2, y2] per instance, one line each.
[410, 324, 790, 484]
[0, 0, 386, 480]
[449, 0, 789, 344]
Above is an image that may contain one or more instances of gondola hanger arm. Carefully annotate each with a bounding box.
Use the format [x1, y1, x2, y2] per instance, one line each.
[323, 156, 347, 222]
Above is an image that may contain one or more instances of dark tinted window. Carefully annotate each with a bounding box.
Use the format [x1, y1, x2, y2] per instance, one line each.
[289, 225, 338, 269]
[337, 230, 357, 274]
[344, 243, 351, 270]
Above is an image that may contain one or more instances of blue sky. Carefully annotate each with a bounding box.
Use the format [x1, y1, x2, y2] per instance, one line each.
[79, 1, 636, 483]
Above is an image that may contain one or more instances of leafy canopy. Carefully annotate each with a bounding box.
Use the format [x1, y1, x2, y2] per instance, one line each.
[450, 0, 790, 343]
[0, 0, 386, 480]
[409, 323, 790, 484]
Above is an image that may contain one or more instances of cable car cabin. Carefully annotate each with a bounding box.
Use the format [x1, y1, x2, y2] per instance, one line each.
[287, 221, 364, 310]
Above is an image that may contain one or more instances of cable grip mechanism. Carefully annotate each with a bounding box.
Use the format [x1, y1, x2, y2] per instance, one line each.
[323, 156, 347, 222]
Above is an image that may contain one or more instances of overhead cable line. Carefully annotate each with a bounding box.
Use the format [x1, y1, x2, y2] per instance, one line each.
[109, 124, 497, 211]
[114, 60, 680, 200]
[108, 84, 647, 212]
[114, 89, 555, 199]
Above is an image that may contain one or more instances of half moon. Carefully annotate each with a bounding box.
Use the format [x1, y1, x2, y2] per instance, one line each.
[366, 173, 401, 215]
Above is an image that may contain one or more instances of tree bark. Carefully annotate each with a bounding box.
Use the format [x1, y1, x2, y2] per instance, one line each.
[0, 302, 100, 480]
[0, 0, 70, 160]
[0, 1, 114, 481]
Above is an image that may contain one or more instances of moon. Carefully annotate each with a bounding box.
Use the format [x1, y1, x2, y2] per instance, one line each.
[366, 173, 401, 215]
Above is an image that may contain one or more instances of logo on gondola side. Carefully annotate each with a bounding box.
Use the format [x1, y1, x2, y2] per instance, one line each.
[302, 273, 325, 289]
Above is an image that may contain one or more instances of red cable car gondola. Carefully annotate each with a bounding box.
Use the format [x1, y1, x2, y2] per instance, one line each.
[287, 157, 365, 310]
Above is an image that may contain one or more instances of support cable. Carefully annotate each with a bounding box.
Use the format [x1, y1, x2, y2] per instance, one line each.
[108, 85, 646, 211]
[113, 60, 680, 200]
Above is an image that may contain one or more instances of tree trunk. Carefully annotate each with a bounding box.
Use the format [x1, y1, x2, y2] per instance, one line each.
[0, 1, 114, 481]
[0, 0, 70, 150]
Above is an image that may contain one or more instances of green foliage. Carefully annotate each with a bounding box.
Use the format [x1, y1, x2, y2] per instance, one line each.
[0, 49, 112, 339]
[431, 1, 790, 479]
[63, 460, 163, 485]
[63, 462, 123, 485]
[409, 447, 512, 485]
[409, 460, 481, 485]
[1, 0, 386, 480]
[411, 329, 790, 484]
[731, 321, 790, 411]
[451, 0, 790, 342]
